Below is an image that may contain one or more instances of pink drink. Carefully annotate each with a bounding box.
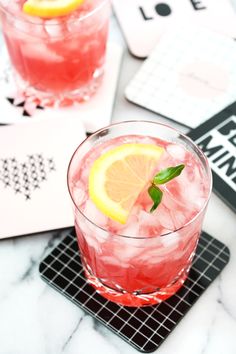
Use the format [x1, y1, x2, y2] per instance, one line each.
[0, 0, 110, 105]
[68, 121, 212, 307]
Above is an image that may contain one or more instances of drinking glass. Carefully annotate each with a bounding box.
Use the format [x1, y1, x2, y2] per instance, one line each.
[67, 121, 212, 307]
[0, 0, 110, 106]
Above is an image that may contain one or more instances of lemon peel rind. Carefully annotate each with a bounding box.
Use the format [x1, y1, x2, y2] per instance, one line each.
[23, 0, 84, 18]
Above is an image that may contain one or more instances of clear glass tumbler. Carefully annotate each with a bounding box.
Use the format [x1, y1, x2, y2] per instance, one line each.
[0, 0, 110, 106]
[67, 121, 212, 307]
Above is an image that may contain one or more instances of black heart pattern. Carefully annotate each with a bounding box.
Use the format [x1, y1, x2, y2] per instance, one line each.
[0, 154, 56, 200]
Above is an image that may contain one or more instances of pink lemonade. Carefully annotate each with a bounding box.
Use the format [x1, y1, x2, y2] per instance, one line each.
[0, 0, 110, 105]
[68, 122, 212, 307]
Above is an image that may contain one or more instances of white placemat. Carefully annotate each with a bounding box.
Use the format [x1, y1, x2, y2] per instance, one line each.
[0, 42, 123, 133]
[125, 25, 236, 128]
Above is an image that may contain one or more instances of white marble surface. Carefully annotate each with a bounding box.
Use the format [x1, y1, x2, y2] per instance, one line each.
[1, 6, 236, 354]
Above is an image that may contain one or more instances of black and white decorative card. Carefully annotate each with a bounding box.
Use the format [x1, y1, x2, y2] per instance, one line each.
[0, 116, 86, 239]
[125, 25, 236, 128]
[112, 0, 236, 58]
[188, 102, 236, 213]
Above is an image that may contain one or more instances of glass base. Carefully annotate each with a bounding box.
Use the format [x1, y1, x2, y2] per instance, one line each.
[13, 67, 104, 109]
[83, 263, 190, 307]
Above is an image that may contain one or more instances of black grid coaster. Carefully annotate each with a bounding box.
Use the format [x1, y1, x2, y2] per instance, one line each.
[39, 229, 230, 353]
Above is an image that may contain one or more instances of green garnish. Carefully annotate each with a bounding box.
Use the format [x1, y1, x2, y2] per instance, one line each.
[153, 164, 185, 184]
[148, 185, 163, 213]
[148, 164, 185, 213]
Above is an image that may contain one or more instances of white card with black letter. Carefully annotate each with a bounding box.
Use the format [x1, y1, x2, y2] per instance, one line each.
[0, 116, 86, 239]
[112, 0, 236, 58]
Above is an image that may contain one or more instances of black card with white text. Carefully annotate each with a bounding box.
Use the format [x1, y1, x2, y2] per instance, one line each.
[188, 102, 236, 213]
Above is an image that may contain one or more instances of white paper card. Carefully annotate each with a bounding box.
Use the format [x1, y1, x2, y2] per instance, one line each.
[0, 115, 86, 239]
[112, 0, 236, 58]
[0, 42, 123, 133]
[125, 25, 236, 128]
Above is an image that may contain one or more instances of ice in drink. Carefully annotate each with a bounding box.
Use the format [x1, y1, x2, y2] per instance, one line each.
[0, 0, 110, 105]
[68, 122, 212, 307]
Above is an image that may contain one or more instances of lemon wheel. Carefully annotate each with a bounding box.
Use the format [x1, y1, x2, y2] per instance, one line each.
[89, 143, 164, 224]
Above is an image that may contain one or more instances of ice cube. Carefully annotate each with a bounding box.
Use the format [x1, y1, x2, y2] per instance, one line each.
[85, 231, 99, 249]
[77, 216, 105, 250]
[167, 144, 186, 161]
[67, 19, 82, 33]
[44, 19, 65, 38]
[187, 164, 202, 183]
[83, 199, 108, 227]
[194, 196, 206, 209]
[113, 237, 145, 262]
[170, 210, 187, 229]
[79, 39, 101, 54]
[22, 42, 63, 62]
[6, 1, 22, 16]
[0, 0, 10, 8]
[139, 137, 157, 145]
[138, 210, 158, 226]
[72, 180, 86, 206]
[138, 210, 161, 236]
[156, 205, 175, 230]
[14, 19, 31, 34]
[76, 218, 98, 248]
[120, 215, 139, 237]
[63, 38, 80, 53]
[156, 150, 175, 171]
[161, 232, 180, 248]
[162, 183, 187, 209]
[85, 219, 110, 243]
[31, 18, 47, 38]
[182, 180, 204, 210]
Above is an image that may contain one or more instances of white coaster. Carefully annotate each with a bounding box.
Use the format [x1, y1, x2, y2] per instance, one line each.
[0, 115, 86, 239]
[125, 25, 236, 128]
[0, 42, 123, 133]
[112, 0, 236, 58]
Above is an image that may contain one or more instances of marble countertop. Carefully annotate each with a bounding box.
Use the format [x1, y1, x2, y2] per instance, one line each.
[1, 8, 236, 354]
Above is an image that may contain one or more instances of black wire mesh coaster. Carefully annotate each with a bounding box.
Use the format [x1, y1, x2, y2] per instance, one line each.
[39, 229, 230, 353]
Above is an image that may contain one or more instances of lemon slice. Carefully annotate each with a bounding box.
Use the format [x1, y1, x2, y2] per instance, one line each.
[23, 0, 84, 18]
[89, 143, 164, 224]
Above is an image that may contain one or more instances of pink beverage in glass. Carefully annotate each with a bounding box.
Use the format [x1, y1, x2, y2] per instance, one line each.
[0, 0, 110, 105]
[68, 121, 212, 307]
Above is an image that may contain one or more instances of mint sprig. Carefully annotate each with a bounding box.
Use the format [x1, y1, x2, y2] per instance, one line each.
[148, 164, 185, 213]
[148, 185, 163, 213]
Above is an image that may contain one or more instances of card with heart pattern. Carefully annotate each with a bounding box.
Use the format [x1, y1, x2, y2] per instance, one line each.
[0, 115, 86, 239]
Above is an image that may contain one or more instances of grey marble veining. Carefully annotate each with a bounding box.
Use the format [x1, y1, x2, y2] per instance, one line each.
[0, 6, 236, 354]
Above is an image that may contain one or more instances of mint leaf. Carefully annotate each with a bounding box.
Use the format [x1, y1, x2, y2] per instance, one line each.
[148, 185, 163, 213]
[153, 164, 185, 185]
[148, 164, 185, 212]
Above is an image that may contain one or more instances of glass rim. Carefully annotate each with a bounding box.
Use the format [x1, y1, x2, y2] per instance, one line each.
[0, 0, 109, 26]
[67, 120, 213, 240]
